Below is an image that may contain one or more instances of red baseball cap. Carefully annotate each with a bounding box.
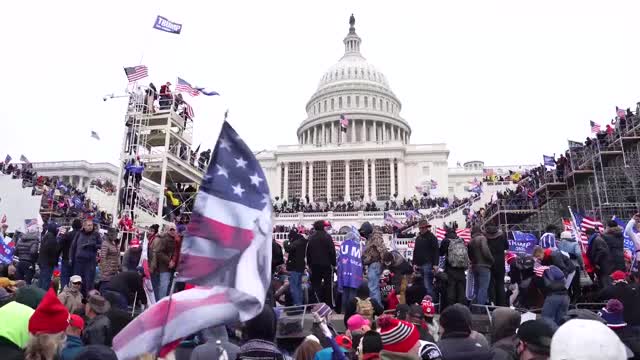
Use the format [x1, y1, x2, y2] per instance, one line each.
[69, 314, 85, 330]
[336, 335, 352, 350]
[610, 270, 626, 282]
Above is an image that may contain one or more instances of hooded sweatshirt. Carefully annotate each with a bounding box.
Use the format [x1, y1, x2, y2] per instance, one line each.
[490, 308, 520, 360]
[190, 326, 240, 360]
[0, 301, 35, 350]
[603, 226, 626, 272]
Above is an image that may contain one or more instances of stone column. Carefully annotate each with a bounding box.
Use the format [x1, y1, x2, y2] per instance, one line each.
[322, 124, 326, 145]
[397, 159, 405, 198]
[327, 161, 332, 202]
[361, 119, 367, 142]
[331, 121, 335, 144]
[301, 162, 307, 203]
[345, 160, 351, 202]
[371, 159, 377, 201]
[283, 162, 289, 201]
[309, 162, 314, 202]
[351, 119, 356, 143]
[276, 162, 282, 199]
[390, 158, 396, 198]
[363, 159, 369, 201]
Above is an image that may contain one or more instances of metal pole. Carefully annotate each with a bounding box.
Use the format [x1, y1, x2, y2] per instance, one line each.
[157, 119, 171, 219]
[596, 141, 610, 204]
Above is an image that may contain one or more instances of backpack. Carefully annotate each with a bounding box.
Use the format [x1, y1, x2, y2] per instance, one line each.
[355, 297, 374, 321]
[447, 238, 469, 268]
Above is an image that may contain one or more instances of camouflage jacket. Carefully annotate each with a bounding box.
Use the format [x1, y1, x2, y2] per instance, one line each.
[362, 229, 387, 265]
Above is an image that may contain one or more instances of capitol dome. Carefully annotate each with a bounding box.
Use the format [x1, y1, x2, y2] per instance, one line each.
[297, 15, 411, 146]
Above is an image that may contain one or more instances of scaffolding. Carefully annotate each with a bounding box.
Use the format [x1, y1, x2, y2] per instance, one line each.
[112, 85, 204, 248]
[483, 106, 640, 235]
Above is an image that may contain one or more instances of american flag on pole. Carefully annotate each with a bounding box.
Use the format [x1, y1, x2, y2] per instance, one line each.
[113, 121, 272, 359]
[124, 65, 149, 83]
[590, 121, 601, 133]
[138, 233, 156, 305]
[176, 77, 200, 96]
[340, 114, 349, 132]
[384, 211, 403, 228]
[435, 227, 471, 243]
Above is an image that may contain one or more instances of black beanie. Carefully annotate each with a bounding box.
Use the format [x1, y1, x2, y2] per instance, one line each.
[440, 304, 472, 335]
[361, 330, 383, 354]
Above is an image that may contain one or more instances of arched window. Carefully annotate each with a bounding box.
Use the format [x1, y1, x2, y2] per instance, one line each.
[341, 69, 345, 77]
[379, 98, 383, 110]
[347, 96, 351, 107]
[356, 96, 360, 107]
[331, 98, 335, 110]
[364, 96, 368, 107]
[386, 101, 389, 112]
[338, 97, 343, 109]
[373, 97, 377, 110]
[324, 100, 327, 112]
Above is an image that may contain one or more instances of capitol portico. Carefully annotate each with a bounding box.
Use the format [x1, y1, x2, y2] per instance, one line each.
[257, 15, 482, 203]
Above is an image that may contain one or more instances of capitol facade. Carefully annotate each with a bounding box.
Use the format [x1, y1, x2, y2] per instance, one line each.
[257, 16, 484, 203]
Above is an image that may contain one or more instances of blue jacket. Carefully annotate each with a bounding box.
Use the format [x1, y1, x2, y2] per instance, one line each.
[337, 233, 363, 290]
[60, 335, 84, 360]
[70, 230, 101, 263]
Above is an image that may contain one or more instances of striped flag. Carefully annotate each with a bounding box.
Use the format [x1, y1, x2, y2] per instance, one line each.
[124, 65, 149, 83]
[384, 212, 403, 228]
[183, 101, 195, 119]
[590, 120, 601, 133]
[435, 228, 471, 243]
[138, 233, 156, 305]
[113, 121, 272, 359]
[533, 262, 550, 277]
[176, 77, 200, 96]
[340, 114, 349, 132]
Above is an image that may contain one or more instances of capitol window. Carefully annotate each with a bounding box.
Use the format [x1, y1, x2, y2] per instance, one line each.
[347, 96, 351, 107]
[331, 160, 345, 202]
[375, 159, 391, 200]
[386, 101, 389, 112]
[287, 162, 302, 202]
[356, 96, 360, 107]
[339, 97, 343, 109]
[324, 100, 327, 112]
[422, 166, 430, 176]
[373, 97, 376, 109]
[331, 98, 335, 110]
[379, 98, 383, 110]
[364, 96, 368, 107]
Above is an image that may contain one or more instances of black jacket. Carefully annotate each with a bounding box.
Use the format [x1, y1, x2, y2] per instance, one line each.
[285, 234, 308, 273]
[405, 282, 427, 305]
[413, 231, 439, 266]
[306, 230, 336, 267]
[38, 231, 59, 268]
[271, 241, 284, 273]
[82, 314, 113, 346]
[14, 234, 39, 263]
[599, 282, 640, 326]
[122, 247, 142, 272]
[59, 228, 81, 263]
[543, 250, 575, 276]
[603, 227, 626, 272]
[103, 271, 146, 305]
[587, 234, 611, 274]
[0, 336, 24, 360]
[485, 230, 509, 274]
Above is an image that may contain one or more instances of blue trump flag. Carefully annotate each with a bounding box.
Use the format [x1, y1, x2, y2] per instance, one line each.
[0, 240, 14, 264]
[195, 87, 220, 96]
[509, 231, 538, 254]
[612, 217, 636, 254]
[153, 16, 182, 34]
[543, 155, 555, 167]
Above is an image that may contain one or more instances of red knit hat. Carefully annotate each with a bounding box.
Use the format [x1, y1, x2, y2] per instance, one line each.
[377, 315, 420, 353]
[610, 270, 627, 282]
[28, 288, 70, 334]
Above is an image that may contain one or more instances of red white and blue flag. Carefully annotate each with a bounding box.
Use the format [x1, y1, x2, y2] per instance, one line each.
[176, 77, 200, 96]
[138, 233, 156, 305]
[435, 227, 471, 243]
[590, 121, 601, 133]
[113, 121, 272, 359]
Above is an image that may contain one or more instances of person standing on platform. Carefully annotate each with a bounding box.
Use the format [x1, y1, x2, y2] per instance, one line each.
[149, 224, 176, 300]
[37, 222, 60, 290]
[484, 224, 509, 306]
[70, 219, 101, 296]
[159, 81, 172, 110]
[98, 229, 121, 292]
[413, 220, 439, 298]
[360, 222, 386, 307]
[285, 229, 308, 306]
[13, 231, 40, 284]
[306, 220, 336, 306]
[59, 219, 82, 288]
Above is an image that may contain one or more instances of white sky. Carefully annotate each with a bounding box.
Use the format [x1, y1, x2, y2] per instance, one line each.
[2, 1, 640, 167]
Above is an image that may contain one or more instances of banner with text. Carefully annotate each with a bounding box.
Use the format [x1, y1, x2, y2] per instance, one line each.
[509, 231, 537, 254]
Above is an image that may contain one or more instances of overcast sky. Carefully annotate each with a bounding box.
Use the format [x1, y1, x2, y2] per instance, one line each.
[2, 1, 639, 168]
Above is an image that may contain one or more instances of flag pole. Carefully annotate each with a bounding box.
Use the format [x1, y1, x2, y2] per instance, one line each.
[156, 272, 179, 356]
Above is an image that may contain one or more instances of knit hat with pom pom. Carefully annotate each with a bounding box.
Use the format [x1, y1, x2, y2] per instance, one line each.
[376, 315, 420, 353]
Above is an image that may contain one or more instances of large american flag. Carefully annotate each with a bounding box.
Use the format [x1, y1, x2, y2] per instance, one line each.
[113, 121, 272, 359]
[176, 77, 200, 96]
[124, 65, 148, 82]
[590, 120, 601, 133]
[435, 227, 471, 243]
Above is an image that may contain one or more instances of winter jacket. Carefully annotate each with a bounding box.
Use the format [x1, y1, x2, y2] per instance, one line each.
[587, 234, 610, 274]
[98, 240, 120, 281]
[171, 235, 182, 271]
[285, 234, 308, 273]
[413, 231, 439, 266]
[362, 229, 386, 266]
[14, 233, 39, 263]
[150, 233, 175, 274]
[484, 229, 509, 274]
[59, 222, 82, 263]
[603, 227, 626, 272]
[60, 335, 85, 360]
[543, 250, 575, 276]
[437, 332, 494, 360]
[82, 314, 113, 346]
[58, 285, 84, 313]
[103, 271, 146, 306]
[272, 241, 284, 273]
[306, 230, 336, 267]
[614, 327, 640, 359]
[599, 282, 640, 326]
[385, 251, 413, 276]
[70, 229, 101, 263]
[0, 301, 34, 352]
[468, 234, 494, 268]
[0, 336, 23, 360]
[557, 238, 584, 269]
[38, 229, 59, 268]
[491, 336, 518, 360]
[122, 247, 142, 272]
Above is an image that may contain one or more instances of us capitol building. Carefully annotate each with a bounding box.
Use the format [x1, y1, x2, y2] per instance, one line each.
[257, 15, 486, 204]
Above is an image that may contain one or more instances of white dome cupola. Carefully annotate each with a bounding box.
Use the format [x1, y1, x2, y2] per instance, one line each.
[297, 15, 411, 146]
